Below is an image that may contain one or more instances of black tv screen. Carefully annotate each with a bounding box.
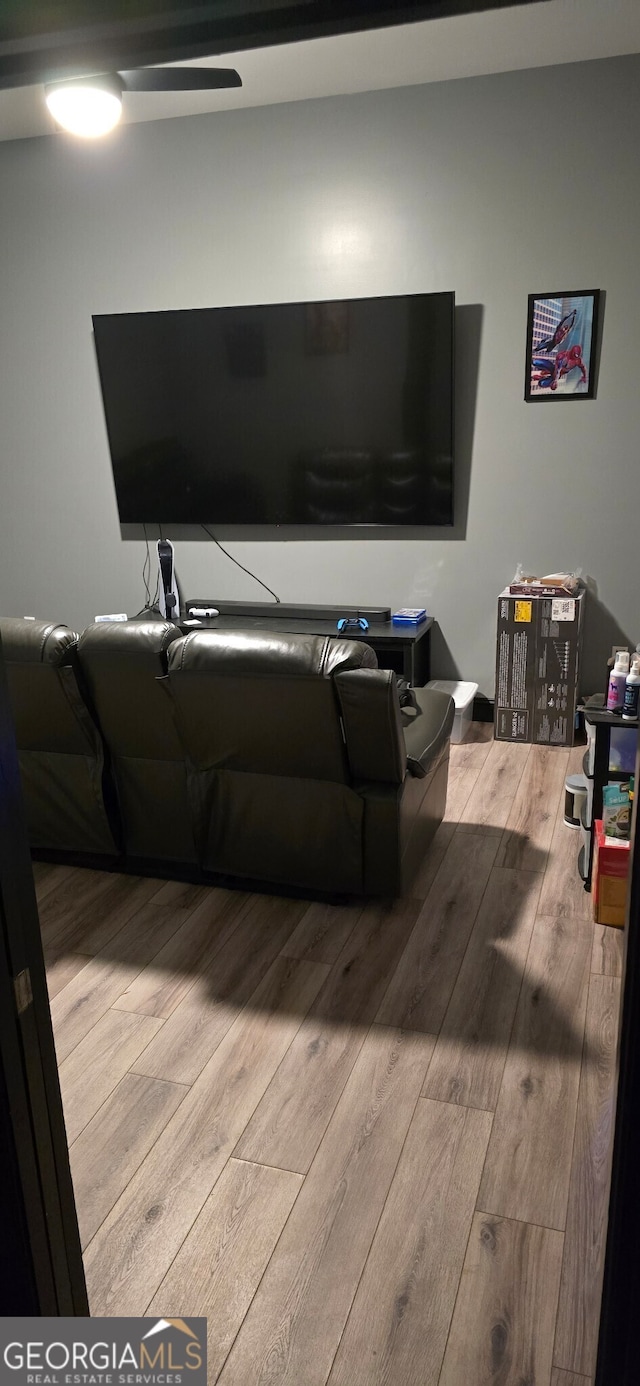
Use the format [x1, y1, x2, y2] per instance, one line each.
[92, 291, 454, 526]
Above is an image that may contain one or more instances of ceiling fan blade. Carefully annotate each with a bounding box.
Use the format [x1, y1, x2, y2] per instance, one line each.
[120, 67, 242, 93]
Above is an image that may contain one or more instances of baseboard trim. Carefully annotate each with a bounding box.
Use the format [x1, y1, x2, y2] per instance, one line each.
[472, 695, 494, 723]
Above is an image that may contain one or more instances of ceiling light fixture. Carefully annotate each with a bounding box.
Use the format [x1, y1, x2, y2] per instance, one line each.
[43, 67, 242, 138]
[45, 74, 123, 138]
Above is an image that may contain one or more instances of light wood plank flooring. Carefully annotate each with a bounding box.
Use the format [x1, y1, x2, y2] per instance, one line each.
[38, 732, 622, 1385]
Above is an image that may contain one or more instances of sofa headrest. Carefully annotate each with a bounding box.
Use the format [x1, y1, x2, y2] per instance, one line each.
[77, 620, 181, 672]
[0, 617, 78, 666]
[167, 628, 378, 678]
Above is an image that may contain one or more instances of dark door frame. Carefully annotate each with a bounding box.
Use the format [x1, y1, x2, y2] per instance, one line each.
[595, 737, 640, 1384]
[0, 635, 87, 1313]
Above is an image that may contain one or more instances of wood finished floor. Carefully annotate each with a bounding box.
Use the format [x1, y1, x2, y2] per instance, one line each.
[37, 730, 622, 1386]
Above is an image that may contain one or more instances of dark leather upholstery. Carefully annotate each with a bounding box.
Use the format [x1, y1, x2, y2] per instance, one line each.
[334, 667, 406, 784]
[166, 628, 453, 895]
[3, 615, 453, 894]
[401, 687, 456, 777]
[351, 686, 454, 895]
[165, 630, 378, 892]
[0, 617, 117, 854]
[76, 621, 197, 864]
[167, 629, 377, 783]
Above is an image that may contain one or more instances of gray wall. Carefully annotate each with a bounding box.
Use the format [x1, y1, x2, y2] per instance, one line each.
[1, 54, 639, 694]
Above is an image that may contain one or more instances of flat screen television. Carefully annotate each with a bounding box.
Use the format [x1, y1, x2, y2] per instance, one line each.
[92, 291, 454, 526]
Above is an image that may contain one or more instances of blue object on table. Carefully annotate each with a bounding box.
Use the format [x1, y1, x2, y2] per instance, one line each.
[392, 608, 427, 625]
[336, 617, 369, 633]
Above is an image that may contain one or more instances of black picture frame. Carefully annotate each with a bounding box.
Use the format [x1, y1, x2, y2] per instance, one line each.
[525, 289, 600, 401]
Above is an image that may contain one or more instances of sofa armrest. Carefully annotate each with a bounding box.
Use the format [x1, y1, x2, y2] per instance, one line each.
[402, 688, 455, 777]
[334, 667, 406, 784]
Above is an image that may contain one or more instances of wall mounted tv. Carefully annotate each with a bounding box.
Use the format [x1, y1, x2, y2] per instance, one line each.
[92, 291, 454, 527]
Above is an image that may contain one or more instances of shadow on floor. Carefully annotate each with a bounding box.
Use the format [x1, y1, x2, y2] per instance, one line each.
[36, 814, 587, 1066]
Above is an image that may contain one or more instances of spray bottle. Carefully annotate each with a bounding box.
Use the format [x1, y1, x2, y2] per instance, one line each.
[607, 651, 630, 712]
[623, 656, 640, 721]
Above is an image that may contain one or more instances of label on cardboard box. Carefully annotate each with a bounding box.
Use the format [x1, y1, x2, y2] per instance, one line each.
[551, 598, 576, 622]
[495, 708, 530, 741]
[494, 589, 584, 745]
[534, 712, 568, 745]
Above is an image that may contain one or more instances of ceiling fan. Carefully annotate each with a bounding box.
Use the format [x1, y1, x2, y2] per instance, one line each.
[45, 66, 242, 138]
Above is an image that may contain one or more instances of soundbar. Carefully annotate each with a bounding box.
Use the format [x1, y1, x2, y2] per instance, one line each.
[185, 599, 392, 624]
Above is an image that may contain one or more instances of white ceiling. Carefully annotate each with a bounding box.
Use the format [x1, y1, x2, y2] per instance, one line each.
[2, 0, 640, 142]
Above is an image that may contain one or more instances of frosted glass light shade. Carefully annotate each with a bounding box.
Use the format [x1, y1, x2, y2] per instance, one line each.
[45, 79, 122, 137]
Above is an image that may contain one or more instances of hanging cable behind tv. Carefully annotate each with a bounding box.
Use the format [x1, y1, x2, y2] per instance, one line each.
[147, 526, 280, 621]
[200, 524, 281, 603]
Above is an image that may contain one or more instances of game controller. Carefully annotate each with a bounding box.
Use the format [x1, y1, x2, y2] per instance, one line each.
[336, 617, 369, 633]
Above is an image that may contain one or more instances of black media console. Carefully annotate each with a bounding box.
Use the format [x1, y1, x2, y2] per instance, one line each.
[181, 600, 433, 686]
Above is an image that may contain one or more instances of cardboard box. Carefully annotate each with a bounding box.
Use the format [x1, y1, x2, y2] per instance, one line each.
[509, 585, 575, 597]
[592, 819, 630, 927]
[509, 576, 583, 598]
[494, 588, 585, 745]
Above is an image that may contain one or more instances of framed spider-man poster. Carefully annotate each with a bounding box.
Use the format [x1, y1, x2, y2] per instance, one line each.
[525, 289, 600, 401]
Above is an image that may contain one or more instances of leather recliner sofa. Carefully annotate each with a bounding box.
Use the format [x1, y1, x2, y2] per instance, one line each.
[0, 617, 118, 855]
[0, 616, 454, 897]
[162, 627, 453, 895]
[75, 620, 198, 865]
